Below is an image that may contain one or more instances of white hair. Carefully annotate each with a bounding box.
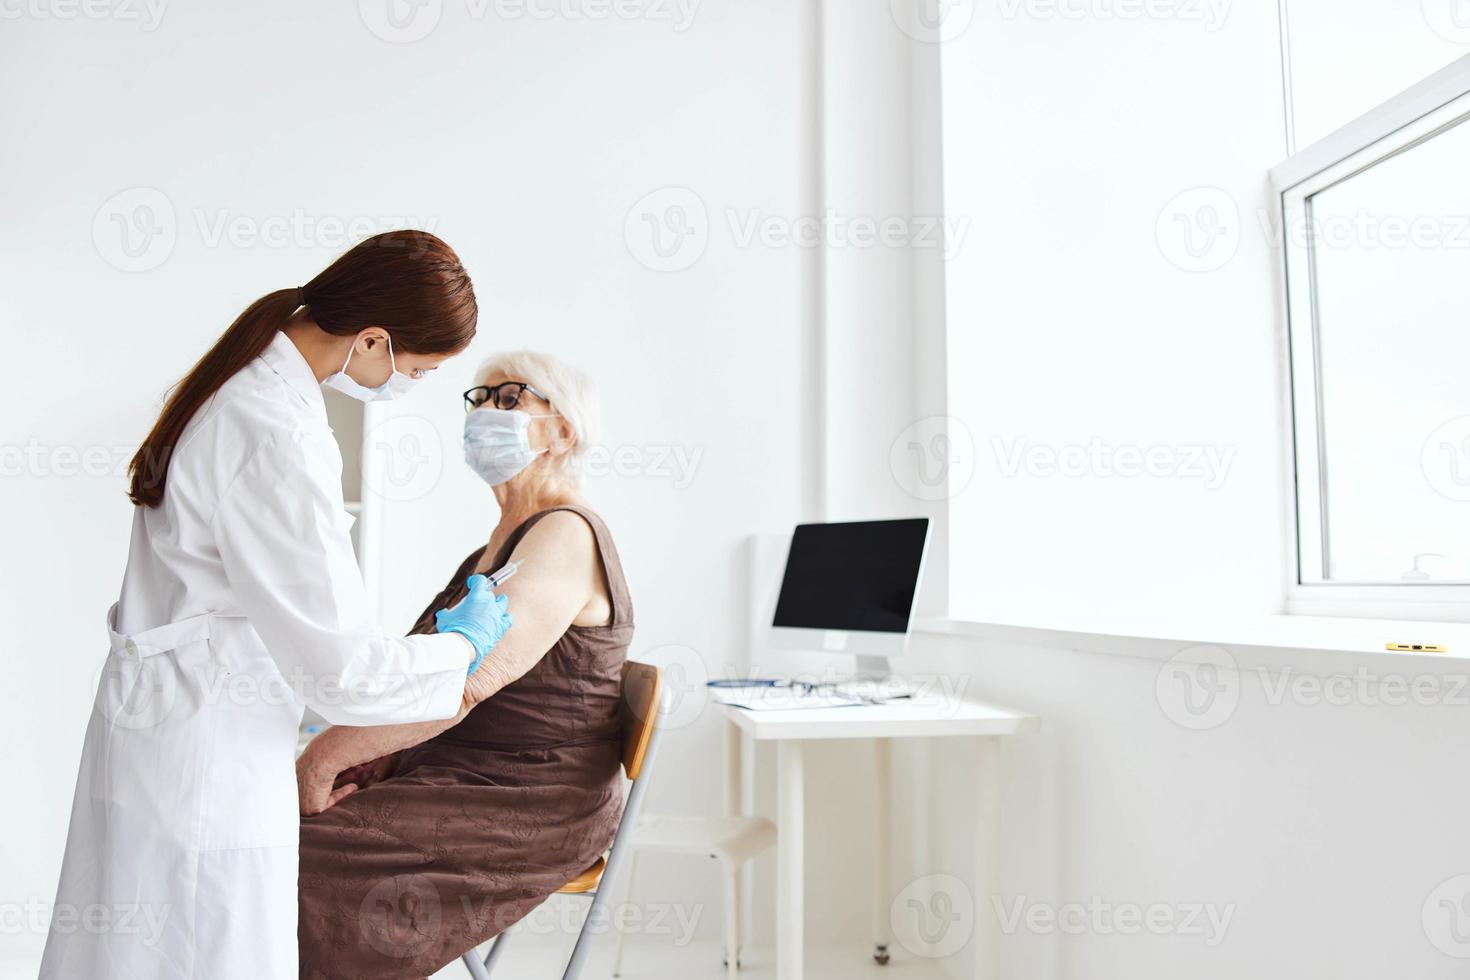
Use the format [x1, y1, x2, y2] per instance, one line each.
[473, 349, 602, 479]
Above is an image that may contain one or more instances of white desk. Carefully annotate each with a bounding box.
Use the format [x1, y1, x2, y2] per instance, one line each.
[719, 696, 1038, 980]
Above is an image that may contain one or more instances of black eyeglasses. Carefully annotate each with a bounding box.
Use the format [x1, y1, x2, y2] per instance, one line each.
[463, 382, 553, 414]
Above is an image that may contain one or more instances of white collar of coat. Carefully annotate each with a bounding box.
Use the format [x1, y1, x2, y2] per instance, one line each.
[260, 331, 327, 415]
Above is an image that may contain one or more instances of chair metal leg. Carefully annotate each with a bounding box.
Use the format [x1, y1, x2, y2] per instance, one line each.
[562, 888, 601, 980]
[461, 931, 509, 979]
[461, 941, 494, 980]
[611, 850, 640, 978]
[564, 723, 662, 980]
[722, 859, 740, 980]
[482, 931, 511, 974]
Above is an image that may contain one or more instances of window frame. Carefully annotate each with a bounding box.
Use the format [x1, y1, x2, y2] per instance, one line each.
[1271, 53, 1470, 621]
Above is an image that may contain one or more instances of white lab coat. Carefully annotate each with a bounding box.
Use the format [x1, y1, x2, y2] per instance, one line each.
[40, 332, 471, 979]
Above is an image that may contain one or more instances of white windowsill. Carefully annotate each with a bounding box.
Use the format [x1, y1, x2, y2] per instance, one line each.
[913, 613, 1470, 672]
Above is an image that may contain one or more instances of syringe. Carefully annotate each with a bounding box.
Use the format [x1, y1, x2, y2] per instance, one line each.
[484, 559, 523, 589]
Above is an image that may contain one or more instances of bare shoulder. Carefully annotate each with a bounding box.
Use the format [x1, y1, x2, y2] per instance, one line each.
[503, 509, 611, 629]
[513, 510, 599, 566]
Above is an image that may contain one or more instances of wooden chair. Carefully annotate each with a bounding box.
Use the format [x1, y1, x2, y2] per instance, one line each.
[461, 662, 664, 980]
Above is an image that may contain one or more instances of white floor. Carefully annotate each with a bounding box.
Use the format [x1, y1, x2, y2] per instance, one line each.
[437, 937, 951, 979]
[0, 937, 950, 980]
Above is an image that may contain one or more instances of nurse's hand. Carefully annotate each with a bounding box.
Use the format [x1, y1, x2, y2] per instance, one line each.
[296, 749, 364, 816]
[434, 575, 513, 674]
[335, 752, 399, 792]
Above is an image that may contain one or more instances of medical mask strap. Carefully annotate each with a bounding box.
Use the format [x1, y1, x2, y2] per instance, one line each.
[525, 412, 561, 454]
[340, 334, 399, 377]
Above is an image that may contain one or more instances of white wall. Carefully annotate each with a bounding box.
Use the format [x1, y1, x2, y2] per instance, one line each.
[1, 0, 817, 962]
[1288, 0, 1469, 148]
[940, 0, 1292, 623]
[910, 630, 1470, 979]
[935, 0, 1470, 625]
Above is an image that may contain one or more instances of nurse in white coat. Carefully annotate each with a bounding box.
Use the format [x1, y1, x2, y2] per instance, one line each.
[41, 231, 512, 980]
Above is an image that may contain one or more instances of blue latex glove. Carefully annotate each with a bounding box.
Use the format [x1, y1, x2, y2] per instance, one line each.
[434, 574, 513, 675]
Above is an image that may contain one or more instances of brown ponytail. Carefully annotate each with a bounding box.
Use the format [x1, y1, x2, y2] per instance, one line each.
[127, 230, 478, 507]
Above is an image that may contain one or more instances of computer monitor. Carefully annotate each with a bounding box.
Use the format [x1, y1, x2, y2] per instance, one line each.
[769, 518, 931, 674]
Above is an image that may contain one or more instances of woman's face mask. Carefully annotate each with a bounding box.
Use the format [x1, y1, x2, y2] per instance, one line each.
[464, 407, 560, 486]
[322, 335, 422, 403]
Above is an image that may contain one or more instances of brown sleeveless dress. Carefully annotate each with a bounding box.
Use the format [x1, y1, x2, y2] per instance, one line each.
[297, 506, 634, 980]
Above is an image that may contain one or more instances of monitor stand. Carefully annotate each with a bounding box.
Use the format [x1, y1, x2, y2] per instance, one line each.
[835, 655, 918, 701]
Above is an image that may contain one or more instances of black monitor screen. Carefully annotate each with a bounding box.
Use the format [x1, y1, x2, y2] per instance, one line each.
[771, 519, 930, 634]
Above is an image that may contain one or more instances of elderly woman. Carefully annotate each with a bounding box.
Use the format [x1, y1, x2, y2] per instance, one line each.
[294, 351, 634, 980]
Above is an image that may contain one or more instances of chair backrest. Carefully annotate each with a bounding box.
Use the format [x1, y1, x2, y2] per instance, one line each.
[618, 661, 662, 781]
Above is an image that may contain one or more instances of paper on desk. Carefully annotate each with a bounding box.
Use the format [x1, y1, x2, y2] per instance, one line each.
[708, 685, 868, 711]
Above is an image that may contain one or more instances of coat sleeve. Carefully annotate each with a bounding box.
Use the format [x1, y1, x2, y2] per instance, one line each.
[210, 426, 470, 726]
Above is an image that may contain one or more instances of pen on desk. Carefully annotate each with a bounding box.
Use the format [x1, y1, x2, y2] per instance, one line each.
[485, 559, 523, 589]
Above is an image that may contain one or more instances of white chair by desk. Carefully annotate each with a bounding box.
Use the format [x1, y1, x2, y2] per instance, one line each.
[611, 813, 776, 980]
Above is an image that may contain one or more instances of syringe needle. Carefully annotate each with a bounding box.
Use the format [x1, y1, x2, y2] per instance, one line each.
[486, 559, 523, 589]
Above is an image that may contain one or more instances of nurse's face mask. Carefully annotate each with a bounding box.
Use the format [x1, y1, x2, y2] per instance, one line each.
[462, 382, 562, 487]
[322, 334, 424, 403]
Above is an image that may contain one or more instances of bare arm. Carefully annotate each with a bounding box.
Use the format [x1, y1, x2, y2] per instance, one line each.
[297, 512, 604, 814]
